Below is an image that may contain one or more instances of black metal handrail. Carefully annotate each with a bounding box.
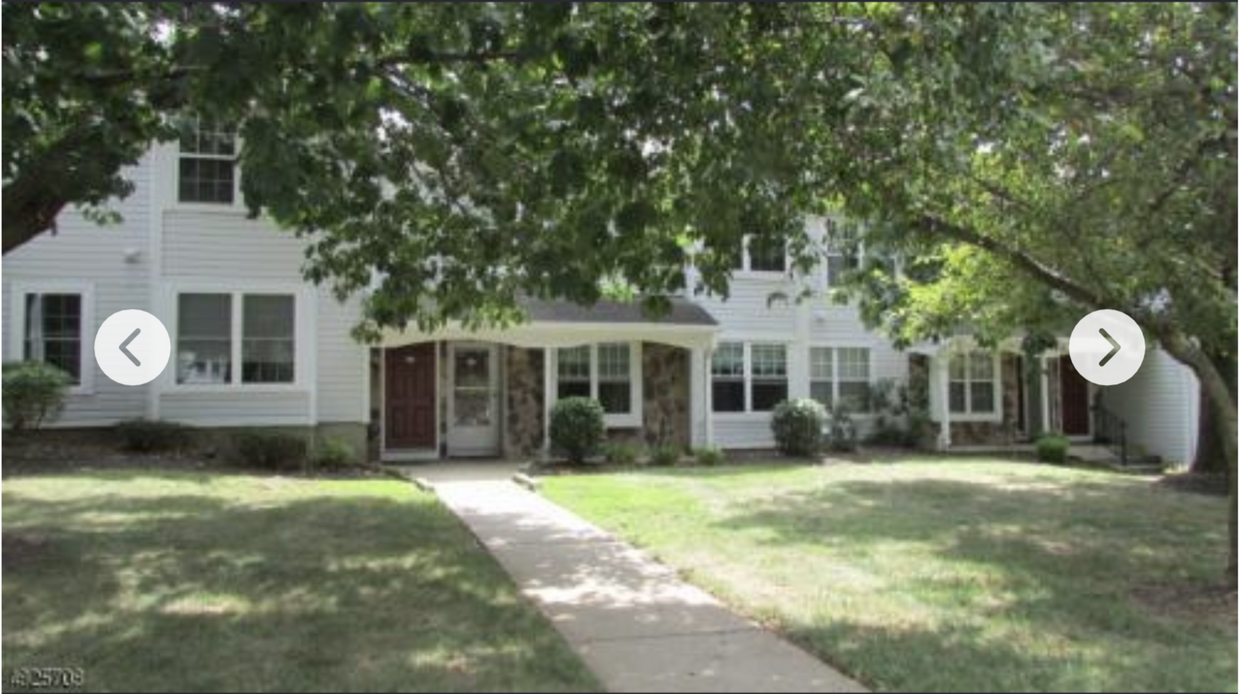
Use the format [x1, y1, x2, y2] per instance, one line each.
[1092, 404, 1128, 466]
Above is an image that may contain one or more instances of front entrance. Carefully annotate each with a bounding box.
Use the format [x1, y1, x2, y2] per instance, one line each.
[386, 343, 437, 450]
[446, 343, 501, 457]
[1059, 355, 1091, 436]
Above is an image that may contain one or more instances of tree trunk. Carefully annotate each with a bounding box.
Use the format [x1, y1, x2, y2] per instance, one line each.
[1161, 330, 1238, 584]
[1191, 350, 1237, 475]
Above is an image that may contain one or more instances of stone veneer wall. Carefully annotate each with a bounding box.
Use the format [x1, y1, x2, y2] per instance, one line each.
[504, 346, 545, 458]
[914, 352, 1025, 446]
[948, 354, 1023, 445]
[640, 343, 691, 448]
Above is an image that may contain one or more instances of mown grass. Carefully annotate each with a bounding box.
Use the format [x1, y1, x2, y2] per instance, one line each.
[544, 459, 1236, 692]
[3, 470, 598, 692]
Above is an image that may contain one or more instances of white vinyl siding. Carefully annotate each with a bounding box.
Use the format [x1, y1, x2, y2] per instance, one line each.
[1096, 348, 1200, 465]
[2, 153, 151, 425]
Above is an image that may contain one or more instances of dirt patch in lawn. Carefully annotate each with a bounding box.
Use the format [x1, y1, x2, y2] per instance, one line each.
[2, 434, 385, 480]
[3, 434, 214, 477]
[3, 531, 49, 570]
[1132, 580, 1237, 626]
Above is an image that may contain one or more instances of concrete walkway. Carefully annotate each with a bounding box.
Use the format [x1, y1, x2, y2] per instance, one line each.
[434, 480, 866, 693]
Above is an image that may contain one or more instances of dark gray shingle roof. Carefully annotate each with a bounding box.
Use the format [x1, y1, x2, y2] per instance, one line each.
[520, 297, 717, 326]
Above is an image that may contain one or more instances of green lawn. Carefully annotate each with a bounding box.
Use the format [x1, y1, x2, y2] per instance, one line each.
[543, 460, 1237, 692]
[3, 470, 598, 693]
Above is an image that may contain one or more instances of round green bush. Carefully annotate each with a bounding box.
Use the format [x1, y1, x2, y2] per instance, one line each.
[1036, 434, 1071, 464]
[549, 397, 606, 464]
[648, 443, 682, 467]
[694, 446, 725, 466]
[2, 361, 72, 432]
[314, 436, 357, 469]
[771, 398, 827, 456]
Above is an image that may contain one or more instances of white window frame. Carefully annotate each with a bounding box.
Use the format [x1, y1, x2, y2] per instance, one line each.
[174, 119, 243, 212]
[712, 341, 790, 417]
[735, 235, 789, 277]
[550, 342, 643, 428]
[170, 287, 305, 392]
[823, 217, 864, 290]
[809, 345, 873, 413]
[9, 282, 95, 395]
[948, 351, 1003, 422]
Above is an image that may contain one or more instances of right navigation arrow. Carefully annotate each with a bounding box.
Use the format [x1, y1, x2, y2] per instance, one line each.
[1098, 328, 1121, 367]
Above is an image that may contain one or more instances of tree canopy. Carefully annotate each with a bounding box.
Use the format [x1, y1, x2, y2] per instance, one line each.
[4, 2, 1236, 572]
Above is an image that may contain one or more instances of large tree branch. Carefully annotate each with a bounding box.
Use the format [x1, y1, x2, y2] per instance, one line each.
[918, 214, 1112, 310]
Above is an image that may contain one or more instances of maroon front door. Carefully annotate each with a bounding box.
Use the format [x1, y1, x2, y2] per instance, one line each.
[386, 344, 437, 449]
[1059, 355, 1090, 436]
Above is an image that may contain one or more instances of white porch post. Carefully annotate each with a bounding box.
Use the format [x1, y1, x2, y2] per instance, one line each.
[1040, 353, 1051, 434]
[937, 354, 952, 450]
[690, 345, 708, 447]
[543, 347, 554, 457]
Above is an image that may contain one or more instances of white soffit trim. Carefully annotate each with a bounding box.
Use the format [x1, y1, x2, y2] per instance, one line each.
[379, 321, 717, 351]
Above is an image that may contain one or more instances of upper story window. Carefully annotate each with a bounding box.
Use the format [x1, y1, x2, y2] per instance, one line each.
[825, 219, 861, 287]
[554, 343, 641, 424]
[733, 236, 787, 274]
[949, 351, 997, 416]
[23, 293, 83, 385]
[748, 237, 787, 273]
[178, 120, 237, 204]
[711, 342, 787, 413]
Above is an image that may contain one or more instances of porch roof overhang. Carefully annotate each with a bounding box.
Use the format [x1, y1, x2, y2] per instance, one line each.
[379, 298, 719, 351]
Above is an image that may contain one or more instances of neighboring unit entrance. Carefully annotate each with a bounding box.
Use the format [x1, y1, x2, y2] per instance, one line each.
[446, 343, 501, 457]
[386, 343, 437, 450]
[1059, 355, 1091, 436]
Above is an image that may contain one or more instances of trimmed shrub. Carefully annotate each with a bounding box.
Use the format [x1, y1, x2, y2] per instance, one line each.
[649, 443, 682, 467]
[771, 398, 826, 456]
[232, 431, 308, 471]
[826, 405, 859, 453]
[313, 436, 357, 469]
[1036, 434, 1071, 464]
[694, 446, 725, 467]
[549, 397, 606, 464]
[601, 441, 641, 466]
[116, 419, 193, 453]
[2, 361, 72, 431]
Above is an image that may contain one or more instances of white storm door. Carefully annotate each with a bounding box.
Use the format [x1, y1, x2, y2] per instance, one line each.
[446, 343, 500, 456]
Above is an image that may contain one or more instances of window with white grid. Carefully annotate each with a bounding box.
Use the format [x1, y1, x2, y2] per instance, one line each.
[711, 342, 745, 412]
[749, 344, 788, 412]
[556, 346, 591, 400]
[949, 351, 996, 415]
[179, 119, 236, 204]
[596, 343, 632, 414]
[810, 346, 871, 412]
[825, 218, 861, 288]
